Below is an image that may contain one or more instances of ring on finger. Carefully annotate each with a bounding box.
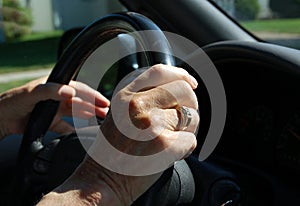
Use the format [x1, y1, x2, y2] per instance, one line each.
[176, 106, 192, 130]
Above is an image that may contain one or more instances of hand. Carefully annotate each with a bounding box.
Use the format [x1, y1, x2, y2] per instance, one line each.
[0, 77, 110, 139]
[37, 64, 200, 205]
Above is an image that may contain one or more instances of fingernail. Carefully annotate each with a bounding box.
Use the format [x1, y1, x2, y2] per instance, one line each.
[102, 107, 110, 115]
[190, 75, 198, 89]
[96, 107, 110, 118]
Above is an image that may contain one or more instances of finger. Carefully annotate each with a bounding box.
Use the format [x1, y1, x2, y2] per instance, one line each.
[31, 83, 76, 103]
[158, 80, 198, 109]
[113, 130, 197, 158]
[155, 108, 199, 133]
[100, 114, 197, 157]
[72, 97, 109, 119]
[69, 81, 110, 107]
[31, 81, 110, 109]
[58, 105, 95, 119]
[127, 64, 198, 92]
[72, 97, 109, 118]
[59, 97, 109, 119]
[161, 130, 197, 160]
[131, 80, 198, 111]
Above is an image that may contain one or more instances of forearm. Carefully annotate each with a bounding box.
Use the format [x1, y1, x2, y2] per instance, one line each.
[0, 83, 32, 140]
[0, 90, 15, 140]
[37, 154, 163, 206]
[37, 157, 130, 206]
[37, 183, 121, 206]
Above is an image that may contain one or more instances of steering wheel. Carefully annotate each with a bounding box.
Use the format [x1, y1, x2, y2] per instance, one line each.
[11, 12, 196, 206]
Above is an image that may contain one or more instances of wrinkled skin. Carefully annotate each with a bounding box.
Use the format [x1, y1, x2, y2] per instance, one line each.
[37, 64, 200, 206]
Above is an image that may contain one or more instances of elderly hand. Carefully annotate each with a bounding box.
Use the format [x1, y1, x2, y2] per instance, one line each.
[37, 64, 200, 206]
[0, 77, 110, 139]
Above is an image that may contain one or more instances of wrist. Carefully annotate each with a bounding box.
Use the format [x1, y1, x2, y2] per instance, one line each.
[50, 157, 132, 206]
[75, 157, 133, 206]
[79, 157, 162, 205]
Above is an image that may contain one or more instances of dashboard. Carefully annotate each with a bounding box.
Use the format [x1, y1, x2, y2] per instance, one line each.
[215, 60, 300, 175]
[201, 41, 300, 205]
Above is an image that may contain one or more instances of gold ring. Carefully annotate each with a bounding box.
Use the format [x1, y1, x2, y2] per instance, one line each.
[176, 106, 192, 130]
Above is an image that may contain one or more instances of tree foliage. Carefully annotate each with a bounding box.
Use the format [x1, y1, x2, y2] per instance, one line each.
[3, 0, 21, 8]
[234, 0, 260, 21]
[1, 0, 32, 41]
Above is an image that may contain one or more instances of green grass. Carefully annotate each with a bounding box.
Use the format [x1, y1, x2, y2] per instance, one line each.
[0, 31, 62, 74]
[0, 78, 34, 93]
[241, 18, 300, 34]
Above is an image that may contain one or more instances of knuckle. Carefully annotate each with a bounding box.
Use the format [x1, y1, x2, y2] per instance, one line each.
[151, 63, 164, 70]
[150, 64, 165, 76]
[129, 94, 151, 129]
[130, 94, 148, 111]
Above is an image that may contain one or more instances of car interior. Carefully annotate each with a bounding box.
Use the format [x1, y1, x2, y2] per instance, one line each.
[1, 0, 300, 205]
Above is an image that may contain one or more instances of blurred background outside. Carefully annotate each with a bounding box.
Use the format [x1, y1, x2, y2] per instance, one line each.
[213, 0, 300, 49]
[0, 0, 300, 93]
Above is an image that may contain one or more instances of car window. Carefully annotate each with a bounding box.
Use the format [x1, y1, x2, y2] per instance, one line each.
[0, 0, 124, 93]
[211, 0, 300, 50]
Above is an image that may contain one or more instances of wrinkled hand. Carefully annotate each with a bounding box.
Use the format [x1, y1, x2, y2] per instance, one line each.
[39, 64, 200, 206]
[0, 77, 110, 139]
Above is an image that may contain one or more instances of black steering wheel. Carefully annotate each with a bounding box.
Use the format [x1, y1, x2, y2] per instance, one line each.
[11, 12, 196, 206]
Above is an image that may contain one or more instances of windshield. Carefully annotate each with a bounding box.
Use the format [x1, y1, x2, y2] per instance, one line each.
[211, 0, 300, 50]
[0, 0, 124, 93]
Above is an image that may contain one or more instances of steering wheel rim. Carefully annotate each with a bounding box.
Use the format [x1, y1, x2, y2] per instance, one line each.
[19, 12, 175, 160]
[14, 12, 179, 205]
